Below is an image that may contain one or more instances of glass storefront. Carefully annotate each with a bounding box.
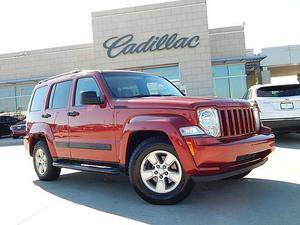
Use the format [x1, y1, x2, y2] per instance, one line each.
[212, 63, 247, 99]
[142, 65, 180, 82]
[0, 84, 34, 114]
[139, 65, 182, 90]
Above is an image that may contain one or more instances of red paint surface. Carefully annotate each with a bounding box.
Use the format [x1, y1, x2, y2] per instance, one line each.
[25, 70, 275, 177]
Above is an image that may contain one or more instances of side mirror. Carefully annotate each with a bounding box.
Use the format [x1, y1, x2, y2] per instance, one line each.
[80, 91, 104, 105]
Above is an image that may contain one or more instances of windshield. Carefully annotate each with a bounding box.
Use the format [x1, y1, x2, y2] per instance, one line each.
[257, 84, 300, 97]
[102, 71, 183, 99]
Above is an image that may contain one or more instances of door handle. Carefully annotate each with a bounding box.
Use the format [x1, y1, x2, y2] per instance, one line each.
[68, 111, 80, 117]
[41, 113, 51, 118]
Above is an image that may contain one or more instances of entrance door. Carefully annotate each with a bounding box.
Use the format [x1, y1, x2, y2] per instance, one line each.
[68, 76, 117, 162]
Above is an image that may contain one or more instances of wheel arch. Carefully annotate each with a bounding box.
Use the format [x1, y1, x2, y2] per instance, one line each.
[119, 115, 197, 174]
[28, 123, 56, 157]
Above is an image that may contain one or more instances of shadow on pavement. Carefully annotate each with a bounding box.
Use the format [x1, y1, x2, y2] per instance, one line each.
[34, 172, 300, 225]
[275, 133, 300, 149]
[0, 136, 23, 147]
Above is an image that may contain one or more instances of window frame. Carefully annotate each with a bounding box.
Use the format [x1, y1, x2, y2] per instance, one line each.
[47, 80, 72, 110]
[72, 76, 104, 107]
[101, 72, 184, 99]
[30, 85, 48, 112]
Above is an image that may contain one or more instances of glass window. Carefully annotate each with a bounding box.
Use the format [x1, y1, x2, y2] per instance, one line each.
[0, 86, 15, 98]
[257, 84, 300, 97]
[229, 76, 247, 99]
[75, 77, 101, 106]
[212, 63, 247, 99]
[103, 72, 183, 99]
[0, 84, 35, 113]
[213, 78, 230, 98]
[49, 80, 72, 109]
[212, 65, 228, 78]
[228, 64, 246, 76]
[30, 86, 48, 112]
[16, 85, 34, 96]
[142, 65, 180, 81]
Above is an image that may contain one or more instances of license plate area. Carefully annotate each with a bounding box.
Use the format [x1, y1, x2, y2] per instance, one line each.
[280, 102, 294, 110]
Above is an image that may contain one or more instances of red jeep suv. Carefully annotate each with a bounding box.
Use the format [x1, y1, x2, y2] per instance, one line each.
[25, 70, 275, 204]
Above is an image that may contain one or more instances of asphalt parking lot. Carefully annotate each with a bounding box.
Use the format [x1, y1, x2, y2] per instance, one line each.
[0, 134, 299, 225]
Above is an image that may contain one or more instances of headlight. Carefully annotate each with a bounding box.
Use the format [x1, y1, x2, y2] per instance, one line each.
[253, 107, 261, 131]
[197, 108, 221, 137]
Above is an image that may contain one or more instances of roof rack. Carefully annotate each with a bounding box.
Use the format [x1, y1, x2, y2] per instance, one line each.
[39, 69, 80, 84]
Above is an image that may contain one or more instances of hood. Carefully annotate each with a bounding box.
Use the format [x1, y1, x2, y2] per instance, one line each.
[113, 96, 250, 110]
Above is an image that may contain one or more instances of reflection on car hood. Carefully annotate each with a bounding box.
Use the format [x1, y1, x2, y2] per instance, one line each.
[113, 96, 250, 110]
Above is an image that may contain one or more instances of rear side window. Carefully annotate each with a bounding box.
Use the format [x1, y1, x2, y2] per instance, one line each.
[30, 86, 48, 112]
[48, 80, 72, 109]
[74, 77, 101, 106]
[257, 85, 300, 97]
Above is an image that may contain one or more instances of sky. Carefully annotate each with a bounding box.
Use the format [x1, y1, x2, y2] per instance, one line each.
[0, 0, 299, 54]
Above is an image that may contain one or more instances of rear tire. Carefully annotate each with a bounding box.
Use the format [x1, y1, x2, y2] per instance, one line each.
[33, 140, 61, 181]
[129, 137, 194, 205]
[227, 170, 252, 179]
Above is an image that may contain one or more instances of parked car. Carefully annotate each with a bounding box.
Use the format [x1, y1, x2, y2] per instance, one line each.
[25, 70, 275, 204]
[244, 83, 300, 133]
[10, 120, 26, 138]
[0, 116, 19, 137]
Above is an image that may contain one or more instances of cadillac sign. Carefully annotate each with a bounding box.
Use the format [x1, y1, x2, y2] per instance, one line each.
[103, 33, 200, 58]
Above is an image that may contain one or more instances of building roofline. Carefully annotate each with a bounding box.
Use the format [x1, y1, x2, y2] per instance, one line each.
[212, 55, 267, 65]
[0, 43, 94, 60]
[92, 0, 205, 18]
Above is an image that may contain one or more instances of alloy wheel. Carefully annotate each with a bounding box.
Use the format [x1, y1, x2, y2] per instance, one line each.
[140, 150, 182, 194]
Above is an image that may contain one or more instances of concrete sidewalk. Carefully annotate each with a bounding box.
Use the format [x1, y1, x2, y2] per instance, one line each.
[0, 134, 299, 225]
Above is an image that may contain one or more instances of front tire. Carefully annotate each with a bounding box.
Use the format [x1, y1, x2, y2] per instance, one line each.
[33, 140, 61, 181]
[129, 137, 194, 205]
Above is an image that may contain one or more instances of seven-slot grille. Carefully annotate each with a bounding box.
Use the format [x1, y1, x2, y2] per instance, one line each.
[218, 108, 256, 137]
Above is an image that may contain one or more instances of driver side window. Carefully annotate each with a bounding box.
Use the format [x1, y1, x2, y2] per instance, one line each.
[74, 77, 102, 106]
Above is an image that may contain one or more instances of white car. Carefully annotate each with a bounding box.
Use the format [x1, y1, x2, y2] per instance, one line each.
[244, 83, 300, 133]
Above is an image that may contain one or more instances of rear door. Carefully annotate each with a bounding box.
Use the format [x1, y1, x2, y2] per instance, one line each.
[44, 80, 72, 158]
[68, 75, 117, 162]
[255, 84, 300, 120]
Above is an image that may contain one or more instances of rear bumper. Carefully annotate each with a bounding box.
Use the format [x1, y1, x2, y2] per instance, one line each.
[192, 158, 267, 181]
[11, 129, 26, 137]
[262, 118, 300, 132]
[183, 131, 275, 178]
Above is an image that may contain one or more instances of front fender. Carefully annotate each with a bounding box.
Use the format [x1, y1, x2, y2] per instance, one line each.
[27, 123, 57, 157]
[119, 115, 198, 174]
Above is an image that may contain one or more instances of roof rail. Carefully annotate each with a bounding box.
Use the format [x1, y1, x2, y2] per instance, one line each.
[39, 69, 80, 84]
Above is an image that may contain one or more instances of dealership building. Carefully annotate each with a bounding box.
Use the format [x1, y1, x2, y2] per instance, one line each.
[0, 0, 266, 115]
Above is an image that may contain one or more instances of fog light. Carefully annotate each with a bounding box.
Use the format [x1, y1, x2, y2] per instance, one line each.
[179, 126, 204, 136]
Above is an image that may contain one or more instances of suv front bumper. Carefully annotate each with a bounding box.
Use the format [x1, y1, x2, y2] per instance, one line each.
[191, 158, 267, 181]
[181, 130, 275, 179]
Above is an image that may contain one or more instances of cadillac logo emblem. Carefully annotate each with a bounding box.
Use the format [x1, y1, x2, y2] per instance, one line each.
[103, 33, 200, 58]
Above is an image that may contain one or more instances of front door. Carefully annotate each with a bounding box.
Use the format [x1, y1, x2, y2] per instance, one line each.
[68, 76, 117, 162]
